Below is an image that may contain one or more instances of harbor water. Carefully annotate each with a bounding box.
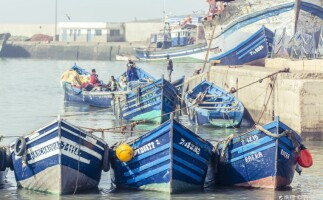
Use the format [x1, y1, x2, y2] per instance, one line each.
[0, 59, 322, 200]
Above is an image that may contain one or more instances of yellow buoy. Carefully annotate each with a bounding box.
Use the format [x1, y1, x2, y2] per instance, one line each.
[116, 143, 134, 162]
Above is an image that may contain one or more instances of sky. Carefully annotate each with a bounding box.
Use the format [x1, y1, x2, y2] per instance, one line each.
[0, 0, 208, 23]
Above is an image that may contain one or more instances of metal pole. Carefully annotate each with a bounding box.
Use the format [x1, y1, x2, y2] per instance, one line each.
[55, 0, 57, 41]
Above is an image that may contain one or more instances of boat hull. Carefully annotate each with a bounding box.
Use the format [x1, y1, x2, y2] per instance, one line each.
[135, 43, 207, 63]
[62, 82, 84, 103]
[83, 91, 114, 108]
[209, 26, 273, 65]
[110, 119, 214, 193]
[11, 119, 107, 194]
[115, 78, 178, 124]
[216, 117, 302, 189]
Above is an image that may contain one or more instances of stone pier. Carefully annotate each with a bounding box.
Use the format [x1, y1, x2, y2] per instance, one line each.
[183, 59, 323, 141]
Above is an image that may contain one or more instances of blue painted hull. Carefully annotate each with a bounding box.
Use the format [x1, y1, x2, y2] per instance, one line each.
[63, 65, 155, 107]
[83, 91, 114, 108]
[215, 117, 303, 188]
[62, 82, 84, 103]
[115, 78, 179, 124]
[185, 80, 244, 128]
[110, 119, 214, 193]
[10, 118, 107, 194]
[209, 26, 274, 65]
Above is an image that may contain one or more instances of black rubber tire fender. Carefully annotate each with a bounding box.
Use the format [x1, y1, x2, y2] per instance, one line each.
[6, 152, 14, 171]
[102, 145, 110, 172]
[14, 137, 26, 157]
[0, 149, 7, 171]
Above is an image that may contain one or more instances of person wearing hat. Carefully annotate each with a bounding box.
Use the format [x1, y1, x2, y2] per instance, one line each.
[166, 55, 173, 82]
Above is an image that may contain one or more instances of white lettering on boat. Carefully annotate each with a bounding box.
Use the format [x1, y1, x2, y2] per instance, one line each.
[179, 138, 200, 155]
[244, 152, 263, 163]
[135, 141, 156, 155]
[280, 149, 290, 159]
[249, 45, 264, 56]
[61, 142, 79, 155]
[29, 142, 59, 160]
[241, 135, 259, 145]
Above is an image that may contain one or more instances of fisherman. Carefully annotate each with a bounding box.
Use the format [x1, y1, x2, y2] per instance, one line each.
[127, 58, 134, 68]
[90, 69, 100, 85]
[107, 76, 120, 91]
[119, 75, 127, 91]
[166, 55, 173, 82]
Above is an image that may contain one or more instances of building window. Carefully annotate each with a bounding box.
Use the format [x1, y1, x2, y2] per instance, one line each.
[110, 29, 120, 36]
[95, 29, 102, 36]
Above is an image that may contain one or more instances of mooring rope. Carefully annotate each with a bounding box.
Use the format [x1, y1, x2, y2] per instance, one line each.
[79, 96, 201, 135]
[229, 68, 289, 94]
[255, 74, 278, 124]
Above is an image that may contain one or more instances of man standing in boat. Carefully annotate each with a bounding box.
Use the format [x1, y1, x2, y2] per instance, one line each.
[166, 55, 173, 82]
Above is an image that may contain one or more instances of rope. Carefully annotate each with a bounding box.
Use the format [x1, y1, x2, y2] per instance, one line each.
[223, 112, 238, 130]
[73, 131, 81, 195]
[220, 134, 234, 162]
[79, 98, 200, 135]
[230, 68, 289, 94]
[256, 74, 278, 124]
[255, 125, 300, 152]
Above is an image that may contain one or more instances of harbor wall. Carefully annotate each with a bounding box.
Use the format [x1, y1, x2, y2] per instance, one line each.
[183, 61, 323, 140]
[0, 41, 145, 60]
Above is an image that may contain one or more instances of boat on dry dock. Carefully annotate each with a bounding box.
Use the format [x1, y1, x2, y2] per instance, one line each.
[10, 117, 109, 194]
[110, 115, 214, 193]
[215, 116, 312, 188]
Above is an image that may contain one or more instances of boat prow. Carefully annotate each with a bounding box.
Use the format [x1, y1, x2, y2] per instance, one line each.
[110, 116, 214, 193]
[216, 116, 304, 189]
[10, 117, 108, 194]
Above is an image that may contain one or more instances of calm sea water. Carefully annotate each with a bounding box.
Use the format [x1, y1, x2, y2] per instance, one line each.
[0, 58, 322, 200]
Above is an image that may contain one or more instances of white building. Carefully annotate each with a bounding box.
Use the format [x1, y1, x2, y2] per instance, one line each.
[58, 22, 124, 42]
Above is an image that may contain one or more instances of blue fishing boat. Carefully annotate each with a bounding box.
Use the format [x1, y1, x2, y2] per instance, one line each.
[114, 77, 179, 124]
[10, 117, 108, 194]
[209, 26, 274, 65]
[83, 67, 156, 108]
[110, 116, 214, 193]
[184, 80, 244, 128]
[215, 116, 305, 189]
[62, 64, 155, 108]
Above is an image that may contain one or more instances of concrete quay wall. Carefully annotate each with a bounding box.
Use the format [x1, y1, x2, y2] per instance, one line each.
[183, 65, 323, 140]
[1, 41, 144, 60]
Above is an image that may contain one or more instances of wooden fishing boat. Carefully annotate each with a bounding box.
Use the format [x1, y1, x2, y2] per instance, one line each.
[184, 80, 244, 128]
[83, 67, 155, 108]
[62, 65, 155, 108]
[10, 116, 109, 194]
[113, 76, 179, 124]
[215, 116, 309, 189]
[110, 115, 214, 193]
